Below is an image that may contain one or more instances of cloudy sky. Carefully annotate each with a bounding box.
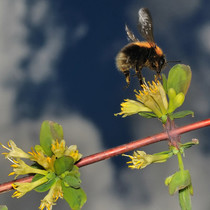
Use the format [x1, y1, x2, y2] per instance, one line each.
[1, 0, 210, 209]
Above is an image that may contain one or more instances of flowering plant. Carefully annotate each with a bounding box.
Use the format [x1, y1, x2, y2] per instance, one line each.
[1, 121, 86, 210]
[116, 64, 197, 210]
[115, 64, 193, 123]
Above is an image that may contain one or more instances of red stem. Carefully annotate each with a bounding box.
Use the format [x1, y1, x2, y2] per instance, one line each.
[1, 118, 210, 194]
[77, 118, 210, 167]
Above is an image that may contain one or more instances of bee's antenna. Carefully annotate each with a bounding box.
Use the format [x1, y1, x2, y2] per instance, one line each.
[166, 60, 181, 64]
[166, 60, 181, 68]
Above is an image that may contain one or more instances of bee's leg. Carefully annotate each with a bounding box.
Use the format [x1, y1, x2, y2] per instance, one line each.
[124, 70, 130, 88]
[135, 67, 143, 86]
[157, 73, 162, 80]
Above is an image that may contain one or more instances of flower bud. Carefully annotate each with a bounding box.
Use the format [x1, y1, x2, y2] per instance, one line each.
[174, 92, 185, 109]
[168, 88, 176, 100]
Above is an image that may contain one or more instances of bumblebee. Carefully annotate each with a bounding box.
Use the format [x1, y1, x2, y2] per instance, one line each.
[116, 8, 166, 87]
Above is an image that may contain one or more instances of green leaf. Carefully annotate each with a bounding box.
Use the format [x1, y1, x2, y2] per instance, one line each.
[138, 112, 157, 118]
[161, 73, 168, 92]
[0, 206, 8, 210]
[170, 110, 194, 119]
[165, 175, 173, 186]
[180, 140, 199, 150]
[54, 156, 74, 176]
[167, 170, 191, 195]
[179, 187, 192, 210]
[167, 64, 192, 95]
[40, 121, 64, 157]
[33, 173, 56, 192]
[63, 174, 81, 189]
[62, 181, 87, 210]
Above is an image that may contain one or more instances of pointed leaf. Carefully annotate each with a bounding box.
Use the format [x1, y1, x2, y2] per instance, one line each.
[161, 73, 167, 92]
[180, 140, 199, 150]
[138, 112, 157, 118]
[40, 121, 64, 156]
[62, 182, 87, 210]
[167, 64, 192, 95]
[171, 110, 194, 119]
[168, 170, 191, 195]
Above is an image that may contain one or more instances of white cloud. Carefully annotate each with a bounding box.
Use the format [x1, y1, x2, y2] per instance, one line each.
[26, 1, 65, 83]
[69, 23, 89, 46]
[25, 0, 88, 83]
[0, 0, 29, 128]
[28, 27, 65, 83]
[0, 0, 28, 81]
[30, 0, 49, 26]
[198, 23, 210, 54]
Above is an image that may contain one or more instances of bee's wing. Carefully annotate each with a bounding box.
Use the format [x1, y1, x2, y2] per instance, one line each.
[138, 8, 155, 47]
[125, 24, 139, 42]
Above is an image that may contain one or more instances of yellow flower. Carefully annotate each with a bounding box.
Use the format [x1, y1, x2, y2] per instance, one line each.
[39, 180, 63, 210]
[64, 145, 82, 163]
[123, 150, 171, 169]
[29, 148, 55, 171]
[12, 176, 48, 198]
[115, 99, 152, 117]
[51, 139, 66, 158]
[135, 80, 168, 118]
[9, 159, 48, 178]
[115, 80, 169, 120]
[1, 140, 31, 159]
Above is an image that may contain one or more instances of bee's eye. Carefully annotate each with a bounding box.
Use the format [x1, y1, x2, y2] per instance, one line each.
[159, 58, 165, 67]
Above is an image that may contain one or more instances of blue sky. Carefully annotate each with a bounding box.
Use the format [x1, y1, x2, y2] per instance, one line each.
[1, 0, 210, 209]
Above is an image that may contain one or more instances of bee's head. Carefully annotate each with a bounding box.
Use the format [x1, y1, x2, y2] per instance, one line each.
[148, 52, 166, 75]
[157, 55, 166, 74]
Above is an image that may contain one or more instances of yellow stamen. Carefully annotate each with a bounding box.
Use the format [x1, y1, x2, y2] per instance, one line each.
[8, 172, 15, 176]
[8, 142, 11, 147]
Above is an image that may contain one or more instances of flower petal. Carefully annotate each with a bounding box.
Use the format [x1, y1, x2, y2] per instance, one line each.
[115, 99, 152, 117]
